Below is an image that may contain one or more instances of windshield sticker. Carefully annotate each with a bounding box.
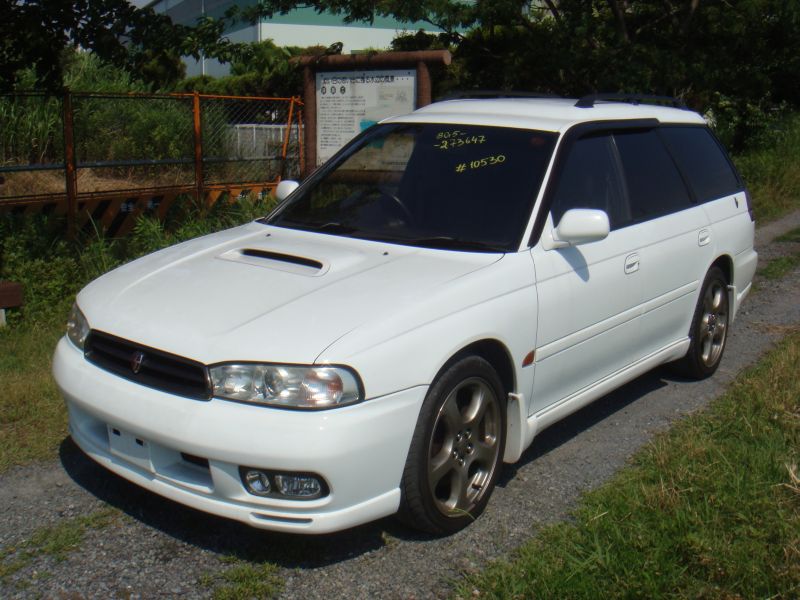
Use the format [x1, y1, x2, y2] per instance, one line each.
[455, 154, 506, 173]
[434, 130, 486, 151]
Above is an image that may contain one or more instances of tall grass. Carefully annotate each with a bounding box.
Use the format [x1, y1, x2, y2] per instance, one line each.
[1, 53, 192, 171]
[0, 95, 63, 166]
[734, 113, 800, 222]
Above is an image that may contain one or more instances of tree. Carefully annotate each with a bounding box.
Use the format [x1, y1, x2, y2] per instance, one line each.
[0, 0, 241, 90]
[238, 0, 800, 148]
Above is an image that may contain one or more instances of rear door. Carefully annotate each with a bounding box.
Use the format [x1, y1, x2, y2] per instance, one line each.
[613, 128, 712, 355]
[660, 125, 752, 289]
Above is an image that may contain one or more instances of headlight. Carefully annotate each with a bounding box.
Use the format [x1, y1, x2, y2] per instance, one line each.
[66, 303, 90, 350]
[209, 363, 363, 409]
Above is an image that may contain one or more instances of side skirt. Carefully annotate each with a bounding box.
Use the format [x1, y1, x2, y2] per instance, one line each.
[503, 338, 690, 463]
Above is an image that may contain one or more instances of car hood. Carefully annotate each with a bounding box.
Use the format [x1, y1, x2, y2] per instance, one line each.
[78, 223, 502, 365]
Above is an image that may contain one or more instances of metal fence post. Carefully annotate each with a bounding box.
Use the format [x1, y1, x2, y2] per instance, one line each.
[295, 102, 305, 175]
[192, 91, 204, 208]
[302, 67, 316, 177]
[279, 98, 297, 180]
[62, 89, 78, 239]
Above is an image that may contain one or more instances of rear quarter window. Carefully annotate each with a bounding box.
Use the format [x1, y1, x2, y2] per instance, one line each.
[660, 126, 743, 203]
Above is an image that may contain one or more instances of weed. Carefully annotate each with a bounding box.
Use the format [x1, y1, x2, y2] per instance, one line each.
[758, 253, 800, 280]
[735, 115, 800, 222]
[0, 314, 69, 471]
[776, 226, 800, 243]
[201, 559, 284, 600]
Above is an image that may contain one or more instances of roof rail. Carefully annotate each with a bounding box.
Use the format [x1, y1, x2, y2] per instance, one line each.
[439, 90, 561, 101]
[575, 93, 687, 109]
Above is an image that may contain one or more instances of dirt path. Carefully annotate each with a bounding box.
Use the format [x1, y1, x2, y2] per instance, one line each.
[2, 211, 800, 599]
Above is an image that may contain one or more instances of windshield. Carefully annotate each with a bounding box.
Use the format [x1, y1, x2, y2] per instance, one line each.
[266, 123, 557, 252]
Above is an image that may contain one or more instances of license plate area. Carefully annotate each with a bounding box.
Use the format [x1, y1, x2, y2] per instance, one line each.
[107, 425, 153, 473]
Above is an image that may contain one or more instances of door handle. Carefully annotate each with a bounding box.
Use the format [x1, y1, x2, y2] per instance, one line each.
[624, 253, 640, 274]
[698, 228, 711, 247]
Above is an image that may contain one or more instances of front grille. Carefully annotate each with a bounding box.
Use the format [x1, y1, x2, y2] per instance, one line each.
[85, 330, 211, 400]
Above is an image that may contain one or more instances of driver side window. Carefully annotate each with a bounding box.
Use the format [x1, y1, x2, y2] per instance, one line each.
[550, 133, 630, 230]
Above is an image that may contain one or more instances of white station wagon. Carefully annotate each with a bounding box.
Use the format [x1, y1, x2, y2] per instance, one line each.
[54, 94, 757, 535]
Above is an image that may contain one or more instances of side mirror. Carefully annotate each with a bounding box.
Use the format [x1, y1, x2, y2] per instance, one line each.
[275, 180, 299, 201]
[553, 208, 610, 246]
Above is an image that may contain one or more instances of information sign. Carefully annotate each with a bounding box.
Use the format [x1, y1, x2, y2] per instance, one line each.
[315, 69, 416, 166]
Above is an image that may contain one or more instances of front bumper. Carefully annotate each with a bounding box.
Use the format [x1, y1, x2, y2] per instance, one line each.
[53, 337, 426, 533]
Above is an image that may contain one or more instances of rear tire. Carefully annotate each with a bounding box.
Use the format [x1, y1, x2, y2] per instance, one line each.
[672, 266, 729, 379]
[398, 356, 506, 535]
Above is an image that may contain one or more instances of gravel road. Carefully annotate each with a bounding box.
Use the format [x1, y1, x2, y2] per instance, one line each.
[2, 210, 800, 599]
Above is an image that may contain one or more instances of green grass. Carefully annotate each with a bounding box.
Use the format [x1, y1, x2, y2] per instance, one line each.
[759, 254, 800, 280]
[757, 226, 800, 281]
[0, 314, 69, 471]
[457, 331, 800, 599]
[776, 226, 800, 243]
[0, 507, 121, 583]
[199, 559, 284, 600]
[735, 115, 800, 222]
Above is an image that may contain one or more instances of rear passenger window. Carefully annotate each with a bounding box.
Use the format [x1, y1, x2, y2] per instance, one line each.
[660, 127, 742, 202]
[550, 134, 630, 230]
[614, 129, 693, 221]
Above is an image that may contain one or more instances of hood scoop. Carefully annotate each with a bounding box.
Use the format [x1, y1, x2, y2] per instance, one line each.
[217, 248, 328, 276]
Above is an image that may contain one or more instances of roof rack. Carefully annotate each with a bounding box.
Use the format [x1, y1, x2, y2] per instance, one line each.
[575, 93, 687, 109]
[439, 90, 561, 101]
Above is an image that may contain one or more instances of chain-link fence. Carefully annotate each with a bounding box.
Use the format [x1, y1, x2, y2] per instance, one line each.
[202, 95, 302, 186]
[0, 91, 303, 236]
[0, 92, 66, 199]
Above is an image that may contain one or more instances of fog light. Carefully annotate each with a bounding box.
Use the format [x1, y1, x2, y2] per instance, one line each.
[274, 474, 322, 498]
[243, 469, 271, 496]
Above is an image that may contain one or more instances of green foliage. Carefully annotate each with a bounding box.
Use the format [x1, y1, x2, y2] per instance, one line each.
[446, 0, 800, 150]
[0, 216, 81, 323]
[178, 41, 309, 97]
[777, 227, 800, 243]
[1, 52, 193, 173]
[205, 560, 284, 600]
[734, 114, 800, 221]
[244, 0, 800, 151]
[231, 40, 293, 78]
[135, 48, 187, 91]
[0, 95, 62, 165]
[0, 0, 244, 91]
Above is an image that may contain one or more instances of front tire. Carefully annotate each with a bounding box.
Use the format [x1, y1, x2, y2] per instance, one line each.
[674, 266, 730, 379]
[398, 356, 506, 535]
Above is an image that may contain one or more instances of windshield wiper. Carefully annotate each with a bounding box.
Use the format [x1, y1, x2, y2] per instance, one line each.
[388, 236, 507, 253]
[275, 220, 357, 235]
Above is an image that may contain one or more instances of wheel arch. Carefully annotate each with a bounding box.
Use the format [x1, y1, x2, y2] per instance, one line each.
[711, 254, 733, 284]
[437, 338, 517, 398]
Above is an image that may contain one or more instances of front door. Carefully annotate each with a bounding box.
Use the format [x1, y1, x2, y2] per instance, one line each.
[529, 132, 644, 414]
